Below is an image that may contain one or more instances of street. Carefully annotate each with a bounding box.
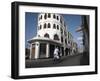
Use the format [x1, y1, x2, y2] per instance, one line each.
[26, 53, 89, 68]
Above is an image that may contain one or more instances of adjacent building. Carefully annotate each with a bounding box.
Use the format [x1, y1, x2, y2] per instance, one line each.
[76, 15, 89, 54]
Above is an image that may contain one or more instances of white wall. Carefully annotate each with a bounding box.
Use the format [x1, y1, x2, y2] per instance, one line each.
[0, 0, 99, 81]
[38, 13, 62, 42]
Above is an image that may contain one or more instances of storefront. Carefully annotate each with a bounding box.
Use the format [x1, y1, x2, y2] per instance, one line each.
[28, 37, 63, 59]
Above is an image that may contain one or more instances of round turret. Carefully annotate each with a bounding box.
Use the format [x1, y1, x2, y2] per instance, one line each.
[37, 13, 66, 43]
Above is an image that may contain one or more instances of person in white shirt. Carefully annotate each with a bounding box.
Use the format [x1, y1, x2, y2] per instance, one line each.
[53, 46, 60, 64]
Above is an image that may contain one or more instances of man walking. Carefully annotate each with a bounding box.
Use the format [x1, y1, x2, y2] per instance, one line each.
[53, 46, 60, 64]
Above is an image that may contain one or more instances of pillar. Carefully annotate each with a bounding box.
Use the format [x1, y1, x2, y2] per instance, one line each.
[29, 44, 32, 59]
[35, 42, 40, 59]
[60, 47, 62, 56]
[46, 43, 49, 58]
[64, 45, 66, 56]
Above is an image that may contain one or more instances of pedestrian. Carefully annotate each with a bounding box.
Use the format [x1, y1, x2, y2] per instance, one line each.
[53, 46, 60, 64]
[68, 43, 71, 55]
[65, 47, 69, 56]
[72, 47, 75, 55]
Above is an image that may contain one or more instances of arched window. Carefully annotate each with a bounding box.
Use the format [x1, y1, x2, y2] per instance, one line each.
[53, 14, 56, 19]
[57, 25, 59, 30]
[64, 31, 66, 36]
[57, 16, 59, 20]
[44, 23, 46, 29]
[40, 25, 42, 29]
[60, 28, 63, 34]
[61, 37, 63, 43]
[53, 24, 56, 29]
[40, 15, 42, 19]
[65, 39, 67, 44]
[54, 34, 59, 40]
[44, 13, 47, 19]
[44, 33, 49, 38]
[68, 32, 70, 39]
[48, 23, 51, 28]
[48, 13, 51, 18]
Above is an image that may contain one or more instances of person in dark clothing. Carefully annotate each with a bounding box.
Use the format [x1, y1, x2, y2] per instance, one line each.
[65, 47, 69, 56]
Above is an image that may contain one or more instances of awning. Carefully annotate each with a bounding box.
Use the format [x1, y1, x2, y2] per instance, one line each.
[28, 37, 63, 46]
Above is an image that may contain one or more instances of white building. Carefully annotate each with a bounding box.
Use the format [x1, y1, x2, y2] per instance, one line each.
[28, 13, 77, 59]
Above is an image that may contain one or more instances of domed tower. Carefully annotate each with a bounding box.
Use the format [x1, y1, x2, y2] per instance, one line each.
[37, 13, 67, 43]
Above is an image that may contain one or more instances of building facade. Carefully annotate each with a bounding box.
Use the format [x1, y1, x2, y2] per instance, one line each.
[28, 13, 77, 59]
[76, 15, 89, 54]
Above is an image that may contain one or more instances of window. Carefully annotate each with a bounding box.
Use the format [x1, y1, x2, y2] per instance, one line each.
[64, 31, 66, 36]
[39, 15, 42, 20]
[40, 25, 42, 29]
[54, 34, 59, 40]
[44, 13, 47, 19]
[57, 25, 59, 30]
[44, 33, 49, 38]
[40, 15, 42, 19]
[48, 23, 51, 28]
[57, 16, 59, 20]
[53, 24, 56, 29]
[53, 14, 56, 19]
[68, 34, 69, 39]
[61, 37, 63, 43]
[60, 28, 63, 34]
[44, 23, 46, 28]
[60, 17, 62, 24]
[38, 35, 40, 37]
[65, 39, 67, 44]
[48, 13, 51, 18]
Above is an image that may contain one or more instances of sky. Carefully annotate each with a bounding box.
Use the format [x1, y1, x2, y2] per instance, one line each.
[25, 12, 83, 48]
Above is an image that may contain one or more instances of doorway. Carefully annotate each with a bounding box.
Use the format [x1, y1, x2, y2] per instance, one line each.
[50, 44, 55, 58]
[39, 43, 46, 58]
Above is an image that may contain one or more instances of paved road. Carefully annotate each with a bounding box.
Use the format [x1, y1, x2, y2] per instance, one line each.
[26, 54, 89, 68]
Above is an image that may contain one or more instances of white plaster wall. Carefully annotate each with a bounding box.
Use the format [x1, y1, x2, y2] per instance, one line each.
[38, 29, 61, 40]
[37, 13, 65, 43]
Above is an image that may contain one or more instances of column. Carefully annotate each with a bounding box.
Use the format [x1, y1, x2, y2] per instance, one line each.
[29, 44, 32, 59]
[35, 42, 40, 59]
[60, 47, 62, 56]
[46, 43, 49, 58]
[64, 46, 66, 56]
